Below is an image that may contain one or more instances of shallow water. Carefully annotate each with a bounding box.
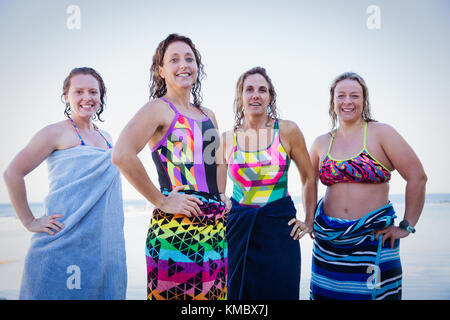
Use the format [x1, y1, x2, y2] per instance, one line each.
[1, 200, 449, 300]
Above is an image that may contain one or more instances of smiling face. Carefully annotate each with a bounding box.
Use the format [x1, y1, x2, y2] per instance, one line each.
[158, 41, 198, 91]
[333, 78, 365, 124]
[64, 74, 101, 120]
[242, 73, 271, 118]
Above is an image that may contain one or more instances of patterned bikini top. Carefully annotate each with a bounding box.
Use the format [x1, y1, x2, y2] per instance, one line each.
[69, 118, 112, 149]
[151, 97, 220, 196]
[319, 122, 391, 186]
[228, 119, 290, 207]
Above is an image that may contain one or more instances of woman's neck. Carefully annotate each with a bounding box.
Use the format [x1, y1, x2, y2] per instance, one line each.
[242, 114, 271, 131]
[336, 118, 365, 137]
[71, 115, 94, 131]
[164, 87, 191, 109]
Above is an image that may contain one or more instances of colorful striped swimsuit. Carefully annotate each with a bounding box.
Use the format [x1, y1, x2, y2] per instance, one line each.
[146, 98, 227, 300]
[226, 119, 301, 299]
[228, 119, 290, 207]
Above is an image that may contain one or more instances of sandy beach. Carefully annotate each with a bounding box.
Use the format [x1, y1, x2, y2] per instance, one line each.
[1, 201, 450, 300]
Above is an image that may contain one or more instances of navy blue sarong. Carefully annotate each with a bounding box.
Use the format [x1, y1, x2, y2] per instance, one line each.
[310, 198, 402, 300]
[227, 196, 300, 300]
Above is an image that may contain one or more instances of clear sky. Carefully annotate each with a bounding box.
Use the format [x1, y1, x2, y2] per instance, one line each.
[0, 0, 449, 202]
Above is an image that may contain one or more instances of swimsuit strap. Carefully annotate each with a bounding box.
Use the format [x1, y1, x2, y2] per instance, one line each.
[69, 118, 112, 149]
[327, 122, 368, 156]
[363, 121, 368, 150]
[95, 126, 112, 149]
[326, 132, 335, 156]
[70, 118, 86, 146]
[159, 97, 208, 120]
[160, 97, 180, 115]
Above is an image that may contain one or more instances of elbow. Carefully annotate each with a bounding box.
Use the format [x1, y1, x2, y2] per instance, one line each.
[3, 166, 14, 186]
[3, 169, 9, 185]
[408, 170, 427, 188]
[111, 148, 126, 168]
[421, 172, 428, 185]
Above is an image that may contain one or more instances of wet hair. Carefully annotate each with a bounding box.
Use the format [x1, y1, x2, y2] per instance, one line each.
[329, 72, 375, 133]
[233, 66, 279, 130]
[61, 67, 106, 121]
[149, 33, 205, 108]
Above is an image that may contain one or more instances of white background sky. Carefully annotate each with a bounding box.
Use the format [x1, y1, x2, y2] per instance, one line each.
[0, 0, 449, 202]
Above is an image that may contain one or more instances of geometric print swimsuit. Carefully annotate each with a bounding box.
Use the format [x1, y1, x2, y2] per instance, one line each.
[146, 98, 227, 300]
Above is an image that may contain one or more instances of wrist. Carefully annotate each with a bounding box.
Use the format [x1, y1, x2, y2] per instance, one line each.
[154, 194, 167, 209]
[22, 215, 35, 230]
[399, 219, 416, 234]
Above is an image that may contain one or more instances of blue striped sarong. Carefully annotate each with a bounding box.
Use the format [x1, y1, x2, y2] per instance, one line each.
[310, 198, 402, 300]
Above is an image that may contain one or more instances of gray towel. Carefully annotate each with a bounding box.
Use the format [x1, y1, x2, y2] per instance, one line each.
[19, 146, 127, 300]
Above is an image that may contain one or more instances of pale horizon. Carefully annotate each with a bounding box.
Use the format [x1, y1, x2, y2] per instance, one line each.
[1, 0, 449, 203]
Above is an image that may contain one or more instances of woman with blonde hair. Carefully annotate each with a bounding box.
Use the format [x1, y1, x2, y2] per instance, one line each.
[309, 72, 427, 300]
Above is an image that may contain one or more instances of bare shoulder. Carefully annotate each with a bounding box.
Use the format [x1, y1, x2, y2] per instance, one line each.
[221, 129, 235, 143]
[368, 121, 395, 131]
[38, 120, 67, 139]
[311, 132, 332, 151]
[278, 119, 299, 131]
[142, 98, 173, 114]
[136, 98, 175, 126]
[200, 106, 217, 122]
[200, 105, 215, 117]
[277, 119, 303, 141]
[200, 106, 219, 128]
[368, 121, 399, 139]
[26, 120, 69, 150]
[98, 128, 113, 144]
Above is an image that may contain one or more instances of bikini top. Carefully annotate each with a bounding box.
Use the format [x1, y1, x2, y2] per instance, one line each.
[228, 119, 290, 207]
[70, 118, 112, 149]
[319, 122, 391, 186]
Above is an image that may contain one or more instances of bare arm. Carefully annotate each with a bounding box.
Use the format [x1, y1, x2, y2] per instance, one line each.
[112, 101, 202, 216]
[374, 124, 427, 247]
[380, 124, 427, 227]
[3, 124, 65, 234]
[280, 120, 317, 239]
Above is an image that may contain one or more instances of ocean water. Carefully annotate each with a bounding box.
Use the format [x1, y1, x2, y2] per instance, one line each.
[1, 194, 449, 300]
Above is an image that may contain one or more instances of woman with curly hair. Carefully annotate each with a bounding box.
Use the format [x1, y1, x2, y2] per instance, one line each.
[3, 67, 127, 299]
[218, 66, 317, 299]
[112, 34, 229, 300]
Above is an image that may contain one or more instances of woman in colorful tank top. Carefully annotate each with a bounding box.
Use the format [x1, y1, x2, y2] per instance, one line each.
[309, 72, 427, 300]
[112, 34, 230, 300]
[3, 67, 127, 299]
[217, 67, 317, 299]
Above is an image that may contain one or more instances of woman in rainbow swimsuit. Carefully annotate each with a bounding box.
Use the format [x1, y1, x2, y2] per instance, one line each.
[112, 34, 229, 300]
[309, 72, 427, 300]
[218, 66, 317, 299]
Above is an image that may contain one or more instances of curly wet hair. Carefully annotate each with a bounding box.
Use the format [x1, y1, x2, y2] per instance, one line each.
[149, 33, 205, 108]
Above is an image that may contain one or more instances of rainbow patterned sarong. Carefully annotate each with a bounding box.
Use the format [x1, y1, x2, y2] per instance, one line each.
[146, 191, 227, 300]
